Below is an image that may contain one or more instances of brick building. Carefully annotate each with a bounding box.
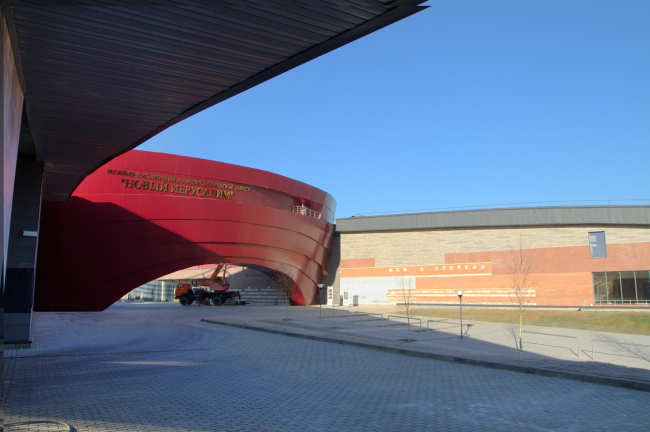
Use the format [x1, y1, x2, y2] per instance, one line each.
[326, 206, 650, 307]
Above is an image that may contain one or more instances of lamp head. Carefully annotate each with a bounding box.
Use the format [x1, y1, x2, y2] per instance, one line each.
[455, 289, 465, 297]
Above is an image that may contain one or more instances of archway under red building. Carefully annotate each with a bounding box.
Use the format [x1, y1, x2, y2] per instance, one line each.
[35, 151, 335, 312]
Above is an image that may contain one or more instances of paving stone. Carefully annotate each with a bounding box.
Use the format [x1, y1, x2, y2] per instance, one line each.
[3, 303, 650, 431]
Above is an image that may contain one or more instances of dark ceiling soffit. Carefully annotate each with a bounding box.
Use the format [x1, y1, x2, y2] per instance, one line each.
[1, 4, 25, 91]
[67, 4, 427, 199]
[1, 4, 39, 153]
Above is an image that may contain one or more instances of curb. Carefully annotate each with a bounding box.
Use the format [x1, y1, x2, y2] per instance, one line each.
[200, 318, 650, 393]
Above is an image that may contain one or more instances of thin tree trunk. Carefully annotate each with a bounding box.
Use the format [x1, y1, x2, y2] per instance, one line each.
[519, 311, 523, 351]
[407, 306, 411, 342]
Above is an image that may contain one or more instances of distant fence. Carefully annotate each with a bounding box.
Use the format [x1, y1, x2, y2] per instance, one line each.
[397, 300, 649, 307]
[591, 340, 650, 361]
[386, 315, 422, 332]
[353, 311, 384, 327]
[522, 331, 580, 358]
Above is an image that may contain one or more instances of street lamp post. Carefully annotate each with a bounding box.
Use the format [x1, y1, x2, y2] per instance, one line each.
[317, 285, 324, 319]
[456, 290, 465, 339]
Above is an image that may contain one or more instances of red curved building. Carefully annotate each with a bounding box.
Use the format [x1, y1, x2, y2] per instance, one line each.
[34, 150, 336, 311]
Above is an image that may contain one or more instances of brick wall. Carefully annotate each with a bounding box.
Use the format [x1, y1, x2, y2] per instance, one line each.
[342, 269, 594, 307]
[409, 272, 593, 306]
[340, 258, 375, 268]
[341, 262, 492, 277]
[341, 226, 650, 267]
[341, 276, 416, 304]
[449, 242, 650, 275]
[337, 226, 650, 306]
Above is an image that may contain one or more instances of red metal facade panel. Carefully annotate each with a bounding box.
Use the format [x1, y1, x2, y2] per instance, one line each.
[35, 150, 336, 311]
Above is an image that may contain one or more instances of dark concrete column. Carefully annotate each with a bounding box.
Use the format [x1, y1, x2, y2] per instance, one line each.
[1, 11, 25, 346]
[324, 231, 341, 305]
[4, 154, 43, 346]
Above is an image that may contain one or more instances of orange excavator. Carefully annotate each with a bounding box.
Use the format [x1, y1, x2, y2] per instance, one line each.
[198, 264, 230, 291]
[174, 264, 243, 306]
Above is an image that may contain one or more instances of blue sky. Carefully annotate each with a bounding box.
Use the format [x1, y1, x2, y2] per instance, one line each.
[140, 0, 650, 219]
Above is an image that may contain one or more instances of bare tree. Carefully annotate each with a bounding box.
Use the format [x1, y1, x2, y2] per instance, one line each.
[508, 233, 536, 352]
[271, 263, 295, 320]
[399, 275, 417, 342]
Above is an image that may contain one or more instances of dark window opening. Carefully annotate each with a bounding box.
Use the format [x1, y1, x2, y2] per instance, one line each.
[593, 271, 650, 304]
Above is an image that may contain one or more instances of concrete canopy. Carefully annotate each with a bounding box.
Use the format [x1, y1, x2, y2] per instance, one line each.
[2, 0, 427, 201]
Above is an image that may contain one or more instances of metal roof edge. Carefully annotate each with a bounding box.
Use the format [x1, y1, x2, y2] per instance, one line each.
[336, 206, 650, 232]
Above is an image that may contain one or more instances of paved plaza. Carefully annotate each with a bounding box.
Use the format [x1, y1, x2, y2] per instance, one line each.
[4, 303, 650, 432]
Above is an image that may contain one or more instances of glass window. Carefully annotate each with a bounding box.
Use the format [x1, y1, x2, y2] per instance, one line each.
[606, 272, 621, 301]
[593, 273, 607, 301]
[620, 271, 636, 302]
[589, 232, 607, 258]
[636, 271, 650, 302]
